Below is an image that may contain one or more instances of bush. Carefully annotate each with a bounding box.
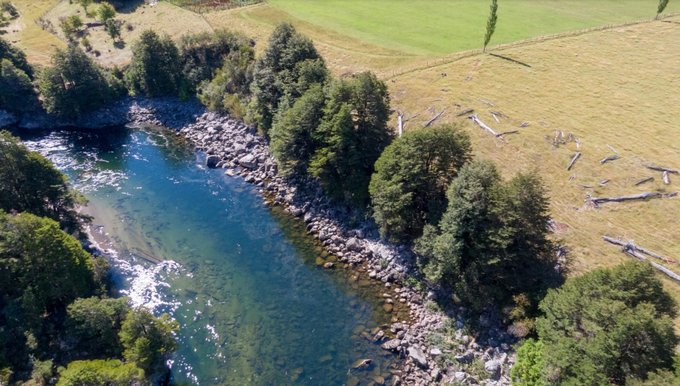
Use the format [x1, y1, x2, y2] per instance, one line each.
[66, 297, 129, 357]
[0, 37, 33, 78]
[197, 46, 254, 115]
[38, 44, 117, 119]
[309, 72, 392, 204]
[56, 359, 147, 386]
[120, 309, 178, 376]
[534, 262, 678, 385]
[416, 161, 560, 314]
[179, 29, 254, 92]
[248, 22, 324, 133]
[511, 339, 547, 386]
[369, 124, 471, 242]
[126, 30, 182, 97]
[0, 59, 38, 113]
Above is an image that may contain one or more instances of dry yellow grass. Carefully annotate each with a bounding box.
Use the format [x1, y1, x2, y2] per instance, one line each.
[389, 17, 680, 304]
[5, 0, 64, 66]
[40, 1, 213, 66]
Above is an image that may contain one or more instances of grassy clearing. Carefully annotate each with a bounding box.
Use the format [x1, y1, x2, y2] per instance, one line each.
[389, 16, 680, 307]
[5, 0, 64, 66]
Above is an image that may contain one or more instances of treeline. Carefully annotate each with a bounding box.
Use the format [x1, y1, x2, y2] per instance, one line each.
[0, 131, 177, 385]
[247, 25, 680, 386]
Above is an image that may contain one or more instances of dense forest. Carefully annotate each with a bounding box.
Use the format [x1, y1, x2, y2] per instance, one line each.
[2, 6, 680, 384]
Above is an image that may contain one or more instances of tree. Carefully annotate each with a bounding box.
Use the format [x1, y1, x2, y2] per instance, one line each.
[98, 2, 116, 23]
[0, 213, 96, 316]
[533, 262, 678, 385]
[0, 131, 84, 231]
[66, 297, 129, 357]
[416, 161, 560, 314]
[179, 29, 254, 91]
[60, 15, 83, 41]
[198, 46, 254, 116]
[369, 124, 472, 242]
[126, 30, 182, 97]
[38, 44, 116, 119]
[105, 18, 120, 41]
[511, 339, 547, 386]
[483, 0, 498, 52]
[119, 309, 178, 376]
[0, 37, 33, 78]
[657, 0, 670, 19]
[309, 72, 392, 204]
[270, 84, 325, 175]
[56, 359, 147, 386]
[248, 22, 323, 133]
[0, 59, 38, 113]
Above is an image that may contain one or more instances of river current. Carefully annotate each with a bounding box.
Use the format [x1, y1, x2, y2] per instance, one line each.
[19, 127, 400, 385]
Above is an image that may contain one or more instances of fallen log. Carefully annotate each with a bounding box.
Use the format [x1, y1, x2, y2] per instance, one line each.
[590, 191, 677, 206]
[663, 171, 671, 185]
[567, 152, 581, 171]
[478, 98, 495, 107]
[469, 114, 498, 136]
[496, 130, 519, 137]
[456, 108, 474, 117]
[491, 113, 500, 123]
[599, 179, 610, 186]
[634, 176, 654, 186]
[603, 236, 679, 282]
[645, 164, 679, 174]
[519, 121, 529, 128]
[600, 154, 620, 164]
[424, 109, 446, 127]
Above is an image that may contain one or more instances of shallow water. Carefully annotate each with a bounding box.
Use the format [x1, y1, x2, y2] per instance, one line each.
[19, 127, 404, 385]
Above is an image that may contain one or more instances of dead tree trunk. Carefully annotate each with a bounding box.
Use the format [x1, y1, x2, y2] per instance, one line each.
[600, 154, 620, 164]
[603, 236, 680, 282]
[469, 114, 498, 136]
[397, 112, 404, 137]
[589, 191, 677, 206]
[663, 171, 671, 185]
[634, 177, 654, 186]
[424, 109, 446, 127]
[567, 152, 581, 171]
[645, 164, 679, 174]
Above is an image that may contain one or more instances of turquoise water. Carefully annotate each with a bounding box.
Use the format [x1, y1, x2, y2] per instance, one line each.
[20, 128, 403, 385]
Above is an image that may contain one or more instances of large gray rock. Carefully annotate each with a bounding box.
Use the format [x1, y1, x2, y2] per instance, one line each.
[346, 237, 363, 252]
[455, 350, 475, 364]
[206, 155, 221, 168]
[381, 338, 401, 352]
[238, 154, 258, 169]
[484, 359, 502, 380]
[407, 347, 428, 369]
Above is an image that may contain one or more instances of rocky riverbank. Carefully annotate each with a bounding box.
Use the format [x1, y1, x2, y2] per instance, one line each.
[14, 97, 515, 385]
[120, 103, 515, 385]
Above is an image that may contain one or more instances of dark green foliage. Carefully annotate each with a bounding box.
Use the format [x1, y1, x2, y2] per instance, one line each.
[0, 59, 38, 113]
[534, 262, 678, 385]
[248, 22, 323, 133]
[105, 18, 121, 41]
[0, 213, 96, 322]
[628, 369, 680, 386]
[126, 30, 182, 97]
[60, 15, 83, 41]
[56, 359, 147, 386]
[416, 161, 560, 314]
[369, 124, 472, 242]
[657, 0, 670, 18]
[66, 297, 129, 357]
[98, 2, 116, 23]
[38, 44, 116, 119]
[179, 29, 254, 91]
[0, 131, 84, 232]
[483, 0, 498, 52]
[120, 309, 178, 376]
[270, 84, 325, 175]
[198, 46, 254, 116]
[309, 72, 392, 204]
[0, 37, 33, 78]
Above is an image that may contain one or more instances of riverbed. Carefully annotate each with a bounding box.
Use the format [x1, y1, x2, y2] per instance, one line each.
[19, 127, 403, 385]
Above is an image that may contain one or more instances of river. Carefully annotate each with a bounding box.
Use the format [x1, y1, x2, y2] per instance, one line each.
[18, 127, 404, 386]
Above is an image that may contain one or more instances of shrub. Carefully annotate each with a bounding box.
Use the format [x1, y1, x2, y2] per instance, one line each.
[56, 359, 147, 386]
[120, 309, 178, 376]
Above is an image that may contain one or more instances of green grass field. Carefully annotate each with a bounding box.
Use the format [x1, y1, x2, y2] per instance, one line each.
[267, 0, 680, 55]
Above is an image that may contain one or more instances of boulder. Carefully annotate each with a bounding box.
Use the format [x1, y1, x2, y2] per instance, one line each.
[346, 237, 363, 252]
[238, 154, 257, 169]
[484, 359, 502, 380]
[381, 338, 401, 352]
[407, 347, 428, 369]
[455, 350, 475, 364]
[206, 155, 221, 168]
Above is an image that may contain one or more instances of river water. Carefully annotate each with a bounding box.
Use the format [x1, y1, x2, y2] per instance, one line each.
[19, 127, 404, 385]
